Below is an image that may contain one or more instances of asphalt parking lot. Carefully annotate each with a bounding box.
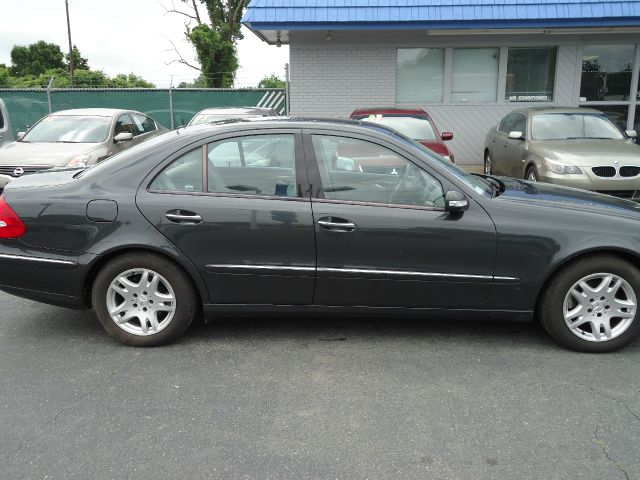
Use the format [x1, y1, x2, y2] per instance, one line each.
[1, 291, 639, 480]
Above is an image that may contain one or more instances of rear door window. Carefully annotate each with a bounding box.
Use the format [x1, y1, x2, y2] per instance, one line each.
[150, 148, 203, 193]
[207, 134, 297, 197]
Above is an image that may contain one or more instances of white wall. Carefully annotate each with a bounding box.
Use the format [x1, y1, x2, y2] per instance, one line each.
[288, 30, 640, 164]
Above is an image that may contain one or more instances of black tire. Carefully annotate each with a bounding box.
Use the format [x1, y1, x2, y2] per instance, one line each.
[91, 252, 198, 346]
[484, 150, 492, 175]
[539, 255, 640, 352]
[525, 165, 539, 182]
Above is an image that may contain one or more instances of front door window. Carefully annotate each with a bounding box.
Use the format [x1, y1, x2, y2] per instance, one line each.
[311, 135, 445, 208]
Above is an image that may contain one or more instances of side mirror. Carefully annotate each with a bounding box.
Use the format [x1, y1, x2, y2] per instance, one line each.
[114, 132, 133, 143]
[445, 190, 469, 214]
[16, 132, 25, 141]
[626, 130, 637, 138]
[441, 132, 454, 141]
[508, 131, 524, 140]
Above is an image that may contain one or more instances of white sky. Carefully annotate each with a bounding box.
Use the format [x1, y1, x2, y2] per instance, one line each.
[0, 0, 289, 87]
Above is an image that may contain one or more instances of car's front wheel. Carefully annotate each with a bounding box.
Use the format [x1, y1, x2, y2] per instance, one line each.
[525, 165, 539, 182]
[540, 255, 640, 352]
[92, 252, 198, 346]
[484, 151, 492, 175]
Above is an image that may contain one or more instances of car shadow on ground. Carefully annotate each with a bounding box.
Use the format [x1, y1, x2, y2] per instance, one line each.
[7, 299, 560, 350]
[184, 312, 556, 349]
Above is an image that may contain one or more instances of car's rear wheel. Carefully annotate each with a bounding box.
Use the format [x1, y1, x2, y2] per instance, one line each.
[484, 151, 492, 175]
[92, 252, 198, 346]
[540, 255, 640, 352]
[525, 165, 539, 182]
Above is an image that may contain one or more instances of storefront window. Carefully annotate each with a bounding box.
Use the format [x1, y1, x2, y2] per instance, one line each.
[506, 47, 556, 102]
[580, 45, 635, 101]
[451, 48, 499, 102]
[396, 48, 444, 103]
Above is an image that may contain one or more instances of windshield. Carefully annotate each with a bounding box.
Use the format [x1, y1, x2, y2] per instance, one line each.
[531, 113, 624, 140]
[386, 130, 493, 197]
[189, 113, 262, 126]
[23, 115, 111, 143]
[353, 114, 437, 141]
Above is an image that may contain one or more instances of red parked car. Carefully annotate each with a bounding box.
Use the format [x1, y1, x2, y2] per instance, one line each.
[349, 107, 455, 162]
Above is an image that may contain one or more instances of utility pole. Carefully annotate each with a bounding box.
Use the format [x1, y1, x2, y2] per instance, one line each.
[65, 0, 74, 86]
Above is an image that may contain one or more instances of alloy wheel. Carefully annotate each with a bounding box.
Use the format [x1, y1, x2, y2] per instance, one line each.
[106, 268, 177, 336]
[563, 272, 637, 342]
[484, 154, 492, 175]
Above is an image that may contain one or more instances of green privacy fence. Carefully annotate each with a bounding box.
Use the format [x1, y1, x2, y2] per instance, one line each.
[0, 88, 287, 135]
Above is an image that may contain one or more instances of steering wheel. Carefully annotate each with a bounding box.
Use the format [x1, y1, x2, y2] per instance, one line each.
[389, 165, 429, 206]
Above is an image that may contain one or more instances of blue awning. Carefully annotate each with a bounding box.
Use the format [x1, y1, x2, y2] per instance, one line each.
[242, 0, 640, 37]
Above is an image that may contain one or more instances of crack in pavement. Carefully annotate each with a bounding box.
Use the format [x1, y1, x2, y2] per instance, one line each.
[15, 369, 119, 453]
[578, 383, 640, 422]
[592, 424, 630, 480]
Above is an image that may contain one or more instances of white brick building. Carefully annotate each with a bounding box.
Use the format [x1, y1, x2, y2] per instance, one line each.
[243, 1, 640, 164]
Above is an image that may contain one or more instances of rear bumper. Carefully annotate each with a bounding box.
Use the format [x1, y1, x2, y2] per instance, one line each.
[0, 243, 87, 309]
[0, 283, 85, 309]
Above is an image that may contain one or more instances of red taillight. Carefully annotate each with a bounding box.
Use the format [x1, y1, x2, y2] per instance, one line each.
[0, 196, 26, 238]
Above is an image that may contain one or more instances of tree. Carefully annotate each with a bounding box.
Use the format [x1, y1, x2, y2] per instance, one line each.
[0, 64, 12, 87]
[66, 45, 89, 71]
[10, 41, 65, 77]
[177, 73, 209, 88]
[258, 74, 285, 89]
[3, 40, 155, 88]
[166, 0, 249, 88]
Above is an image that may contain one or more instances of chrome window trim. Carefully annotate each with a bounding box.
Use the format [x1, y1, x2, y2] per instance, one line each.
[147, 189, 309, 203]
[205, 264, 519, 282]
[311, 197, 445, 212]
[0, 253, 77, 266]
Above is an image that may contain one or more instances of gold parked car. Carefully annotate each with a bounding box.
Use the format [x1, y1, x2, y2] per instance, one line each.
[0, 108, 167, 192]
[484, 107, 640, 199]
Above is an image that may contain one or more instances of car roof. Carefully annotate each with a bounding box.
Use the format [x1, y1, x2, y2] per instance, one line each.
[51, 108, 132, 117]
[510, 106, 604, 115]
[180, 117, 398, 138]
[350, 107, 429, 117]
[194, 107, 276, 116]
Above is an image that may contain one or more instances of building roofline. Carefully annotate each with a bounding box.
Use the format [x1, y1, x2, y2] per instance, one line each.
[245, 17, 640, 32]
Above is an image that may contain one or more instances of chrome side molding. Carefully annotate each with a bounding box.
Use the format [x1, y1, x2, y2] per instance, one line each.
[0, 253, 77, 266]
[205, 264, 519, 282]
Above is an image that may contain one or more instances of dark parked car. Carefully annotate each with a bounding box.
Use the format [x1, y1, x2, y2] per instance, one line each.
[350, 107, 455, 162]
[1, 119, 640, 352]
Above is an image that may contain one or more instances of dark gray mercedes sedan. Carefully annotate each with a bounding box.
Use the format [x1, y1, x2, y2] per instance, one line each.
[1, 119, 640, 352]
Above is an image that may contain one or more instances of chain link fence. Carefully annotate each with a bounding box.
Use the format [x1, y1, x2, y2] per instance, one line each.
[0, 87, 287, 135]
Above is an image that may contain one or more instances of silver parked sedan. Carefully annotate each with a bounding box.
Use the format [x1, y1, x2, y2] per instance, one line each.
[484, 107, 640, 199]
[187, 106, 279, 126]
[0, 108, 167, 190]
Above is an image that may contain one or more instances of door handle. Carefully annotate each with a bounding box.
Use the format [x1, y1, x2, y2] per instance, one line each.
[317, 217, 356, 232]
[165, 210, 202, 224]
